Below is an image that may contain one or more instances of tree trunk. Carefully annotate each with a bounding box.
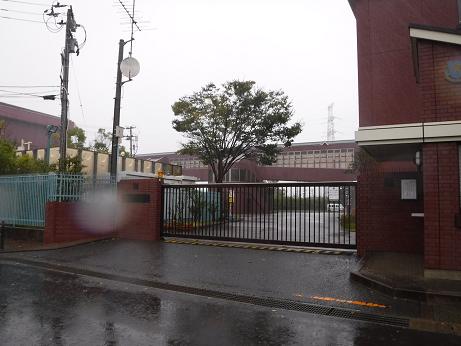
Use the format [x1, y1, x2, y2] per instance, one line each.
[214, 160, 225, 183]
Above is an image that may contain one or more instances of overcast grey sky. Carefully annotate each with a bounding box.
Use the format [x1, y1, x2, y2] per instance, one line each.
[0, 0, 358, 154]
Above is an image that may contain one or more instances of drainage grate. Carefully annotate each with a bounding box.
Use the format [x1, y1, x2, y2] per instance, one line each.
[0, 257, 409, 329]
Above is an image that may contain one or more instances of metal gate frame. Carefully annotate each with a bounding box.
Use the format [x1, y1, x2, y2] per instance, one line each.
[161, 182, 356, 249]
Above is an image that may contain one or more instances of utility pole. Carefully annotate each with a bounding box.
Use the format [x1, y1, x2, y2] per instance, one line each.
[110, 39, 126, 179]
[58, 6, 78, 171]
[124, 125, 136, 156]
[109, 0, 141, 181]
[109, 40, 140, 180]
[43, 3, 85, 170]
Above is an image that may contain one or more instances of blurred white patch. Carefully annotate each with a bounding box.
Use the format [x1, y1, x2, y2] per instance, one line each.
[74, 188, 125, 234]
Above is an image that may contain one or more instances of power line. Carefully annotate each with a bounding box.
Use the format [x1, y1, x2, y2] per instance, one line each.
[70, 55, 86, 124]
[0, 94, 59, 99]
[0, 88, 59, 100]
[0, 85, 60, 88]
[0, 14, 42, 22]
[0, 88, 59, 96]
[0, 0, 48, 6]
[0, 7, 43, 15]
[0, 95, 58, 99]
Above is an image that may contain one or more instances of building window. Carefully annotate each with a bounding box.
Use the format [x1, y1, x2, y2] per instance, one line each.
[231, 169, 239, 182]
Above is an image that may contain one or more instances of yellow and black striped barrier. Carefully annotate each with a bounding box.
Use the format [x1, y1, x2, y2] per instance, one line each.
[163, 238, 354, 256]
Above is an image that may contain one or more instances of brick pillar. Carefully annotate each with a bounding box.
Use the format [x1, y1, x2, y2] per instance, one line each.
[423, 142, 461, 272]
[44, 201, 57, 244]
[356, 168, 370, 257]
[117, 179, 162, 241]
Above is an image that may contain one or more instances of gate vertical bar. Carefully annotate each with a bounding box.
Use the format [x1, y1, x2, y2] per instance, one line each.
[160, 185, 164, 237]
[293, 186, 296, 242]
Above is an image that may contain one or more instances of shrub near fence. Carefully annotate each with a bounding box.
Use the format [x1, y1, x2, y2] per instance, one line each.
[274, 196, 329, 211]
[163, 188, 221, 231]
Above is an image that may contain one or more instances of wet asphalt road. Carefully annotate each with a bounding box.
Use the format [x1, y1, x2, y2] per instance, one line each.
[2, 240, 414, 318]
[1, 263, 460, 346]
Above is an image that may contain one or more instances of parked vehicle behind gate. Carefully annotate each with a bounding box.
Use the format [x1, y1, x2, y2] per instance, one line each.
[327, 203, 344, 212]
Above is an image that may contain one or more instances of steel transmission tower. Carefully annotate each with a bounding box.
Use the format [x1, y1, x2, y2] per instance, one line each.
[327, 103, 336, 142]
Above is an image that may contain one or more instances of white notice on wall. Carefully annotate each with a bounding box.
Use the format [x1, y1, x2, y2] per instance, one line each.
[401, 179, 417, 200]
[329, 187, 339, 201]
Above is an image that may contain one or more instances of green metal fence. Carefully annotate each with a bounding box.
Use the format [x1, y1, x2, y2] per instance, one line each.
[49, 174, 115, 202]
[0, 174, 115, 228]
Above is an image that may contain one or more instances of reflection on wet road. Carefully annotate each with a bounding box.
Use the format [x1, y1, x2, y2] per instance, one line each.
[0, 263, 459, 345]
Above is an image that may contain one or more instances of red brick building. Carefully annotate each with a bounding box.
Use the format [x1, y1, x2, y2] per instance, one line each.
[0, 102, 74, 149]
[137, 140, 358, 183]
[351, 0, 461, 278]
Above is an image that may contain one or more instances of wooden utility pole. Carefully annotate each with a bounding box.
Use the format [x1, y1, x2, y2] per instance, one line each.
[59, 7, 77, 171]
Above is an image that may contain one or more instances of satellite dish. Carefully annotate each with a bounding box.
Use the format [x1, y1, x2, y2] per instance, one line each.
[120, 57, 140, 78]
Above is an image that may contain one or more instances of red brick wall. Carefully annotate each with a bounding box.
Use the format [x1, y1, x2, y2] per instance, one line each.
[357, 162, 424, 256]
[117, 179, 162, 241]
[354, 0, 458, 127]
[44, 202, 116, 244]
[44, 179, 163, 244]
[418, 40, 461, 271]
[419, 41, 461, 123]
[423, 143, 461, 271]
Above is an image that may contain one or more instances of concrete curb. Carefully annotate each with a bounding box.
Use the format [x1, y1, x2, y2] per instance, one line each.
[409, 318, 461, 336]
[350, 270, 461, 302]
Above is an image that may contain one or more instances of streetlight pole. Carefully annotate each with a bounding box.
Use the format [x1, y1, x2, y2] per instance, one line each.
[45, 125, 59, 165]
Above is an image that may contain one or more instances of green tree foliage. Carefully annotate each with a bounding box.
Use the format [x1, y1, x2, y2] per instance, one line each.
[67, 127, 87, 149]
[50, 126, 87, 149]
[57, 155, 84, 174]
[0, 119, 6, 138]
[119, 145, 129, 157]
[0, 139, 83, 175]
[348, 148, 376, 174]
[89, 128, 128, 155]
[15, 155, 53, 174]
[172, 80, 302, 183]
[91, 128, 112, 153]
[0, 139, 17, 174]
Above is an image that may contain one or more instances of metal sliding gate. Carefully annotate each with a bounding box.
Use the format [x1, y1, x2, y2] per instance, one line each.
[161, 182, 356, 249]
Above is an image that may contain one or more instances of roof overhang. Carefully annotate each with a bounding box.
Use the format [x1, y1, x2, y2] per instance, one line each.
[356, 120, 461, 146]
[410, 25, 461, 45]
[409, 24, 461, 82]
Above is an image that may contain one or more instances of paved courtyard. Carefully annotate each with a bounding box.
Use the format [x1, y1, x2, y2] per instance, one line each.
[165, 211, 356, 247]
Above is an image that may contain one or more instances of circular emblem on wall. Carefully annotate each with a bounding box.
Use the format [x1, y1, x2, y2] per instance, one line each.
[445, 59, 461, 83]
